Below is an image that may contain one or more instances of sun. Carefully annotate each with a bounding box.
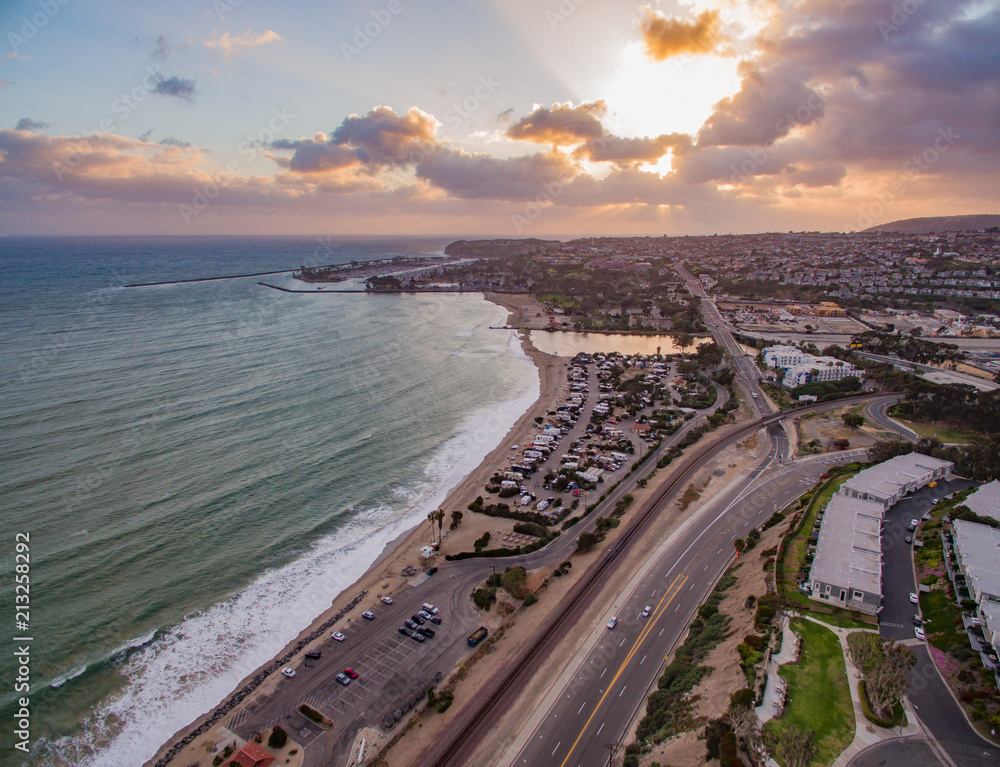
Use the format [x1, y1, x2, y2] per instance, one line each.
[596, 40, 742, 146]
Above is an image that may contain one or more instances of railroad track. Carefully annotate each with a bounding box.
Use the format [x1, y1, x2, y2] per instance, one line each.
[420, 393, 895, 767]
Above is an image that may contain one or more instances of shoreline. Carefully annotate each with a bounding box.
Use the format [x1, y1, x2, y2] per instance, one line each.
[146, 292, 566, 767]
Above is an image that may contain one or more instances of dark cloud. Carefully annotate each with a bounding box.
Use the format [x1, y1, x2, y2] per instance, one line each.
[578, 132, 692, 166]
[152, 76, 198, 103]
[152, 34, 170, 60]
[640, 6, 726, 60]
[159, 136, 192, 148]
[138, 129, 154, 142]
[15, 118, 49, 131]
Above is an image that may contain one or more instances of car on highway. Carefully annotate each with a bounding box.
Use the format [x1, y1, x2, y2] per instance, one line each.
[332, 631, 346, 642]
[641, 605, 652, 618]
[281, 668, 296, 678]
[335, 672, 351, 686]
[909, 592, 919, 604]
[914, 626, 926, 640]
[606, 617, 618, 630]
[344, 667, 359, 679]
[411, 614, 425, 625]
[305, 650, 321, 659]
[362, 610, 375, 620]
[381, 596, 394, 605]
[418, 626, 435, 638]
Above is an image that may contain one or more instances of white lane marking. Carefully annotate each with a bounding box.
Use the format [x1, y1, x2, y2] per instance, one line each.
[618, 685, 627, 698]
[600, 667, 607, 678]
[596, 722, 605, 736]
[551, 741, 561, 756]
[578, 701, 586, 714]
[640, 654, 646, 665]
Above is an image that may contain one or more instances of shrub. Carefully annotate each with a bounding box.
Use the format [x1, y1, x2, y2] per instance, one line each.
[729, 687, 755, 711]
[267, 725, 287, 749]
[523, 593, 538, 606]
[299, 704, 324, 723]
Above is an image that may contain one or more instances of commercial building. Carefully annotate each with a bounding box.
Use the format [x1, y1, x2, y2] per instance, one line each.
[782, 358, 860, 388]
[839, 453, 953, 511]
[808, 495, 885, 614]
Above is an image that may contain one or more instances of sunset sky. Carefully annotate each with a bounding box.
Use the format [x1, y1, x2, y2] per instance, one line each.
[1, 0, 998, 236]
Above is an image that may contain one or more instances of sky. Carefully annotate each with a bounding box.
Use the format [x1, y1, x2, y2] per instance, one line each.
[1, 0, 998, 236]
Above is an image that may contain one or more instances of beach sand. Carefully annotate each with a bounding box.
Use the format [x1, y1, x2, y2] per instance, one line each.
[148, 293, 569, 767]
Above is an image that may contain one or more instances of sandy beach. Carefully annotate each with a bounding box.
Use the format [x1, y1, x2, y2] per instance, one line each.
[147, 292, 569, 766]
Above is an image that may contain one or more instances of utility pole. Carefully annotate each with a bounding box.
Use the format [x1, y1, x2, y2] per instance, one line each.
[604, 740, 619, 766]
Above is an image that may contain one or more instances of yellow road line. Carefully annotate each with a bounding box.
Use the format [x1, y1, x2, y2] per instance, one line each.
[558, 573, 689, 767]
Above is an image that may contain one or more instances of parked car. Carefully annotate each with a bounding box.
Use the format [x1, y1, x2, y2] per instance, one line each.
[398, 627, 409, 636]
[607, 617, 618, 630]
[408, 630, 426, 643]
[904, 535, 913, 544]
[418, 610, 433, 621]
[335, 672, 351, 686]
[430, 616, 442, 625]
[381, 596, 394, 605]
[305, 650, 321, 659]
[362, 610, 375, 620]
[332, 631, 346, 642]
[426, 567, 438, 576]
[909, 592, 919, 604]
[404, 619, 418, 630]
[908, 519, 919, 530]
[418, 627, 435, 638]
[411, 614, 425, 625]
[914, 626, 926, 640]
[422, 603, 440, 615]
[281, 668, 296, 678]
[344, 668, 359, 679]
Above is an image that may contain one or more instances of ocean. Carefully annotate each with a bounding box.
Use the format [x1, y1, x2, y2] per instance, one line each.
[0, 236, 539, 766]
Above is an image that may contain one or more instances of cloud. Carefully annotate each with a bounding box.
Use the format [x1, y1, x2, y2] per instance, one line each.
[416, 148, 579, 201]
[273, 106, 440, 174]
[152, 76, 198, 103]
[578, 132, 692, 166]
[640, 7, 726, 60]
[205, 30, 282, 62]
[152, 34, 170, 60]
[507, 101, 607, 146]
[159, 136, 192, 148]
[15, 118, 49, 132]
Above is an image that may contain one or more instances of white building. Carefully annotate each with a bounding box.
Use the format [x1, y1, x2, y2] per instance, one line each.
[961, 480, 1000, 524]
[809, 495, 884, 614]
[840, 453, 953, 511]
[762, 345, 805, 368]
[951, 519, 1000, 604]
[782, 358, 859, 388]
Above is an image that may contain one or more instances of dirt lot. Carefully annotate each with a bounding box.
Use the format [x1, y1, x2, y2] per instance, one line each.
[795, 406, 889, 455]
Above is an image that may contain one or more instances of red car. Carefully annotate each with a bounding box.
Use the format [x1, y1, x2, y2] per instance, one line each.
[343, 668, 359, 679]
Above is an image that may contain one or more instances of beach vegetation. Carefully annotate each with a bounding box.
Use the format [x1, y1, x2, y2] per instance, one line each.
[450, 510, 463, 529]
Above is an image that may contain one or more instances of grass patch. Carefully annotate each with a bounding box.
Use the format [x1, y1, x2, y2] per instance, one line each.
[919, 584, 965, 653]
[896, 418, 977, 444]
[765, 618, 855, 766]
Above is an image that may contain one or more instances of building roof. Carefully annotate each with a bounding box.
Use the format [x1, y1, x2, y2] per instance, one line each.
[841, 453, 953, 500]
[962, 480, 1000, 524]
[811, 495, 885, 595]
[953, 519, 1000, 601]
[979, 600, 1000, 647]
[228, 741, 275, 767]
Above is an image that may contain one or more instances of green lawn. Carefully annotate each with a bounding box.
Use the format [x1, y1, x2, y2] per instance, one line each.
[766, 619, 856, 766]
[896, 418, 977, 444]
[920, 584, 965, 653]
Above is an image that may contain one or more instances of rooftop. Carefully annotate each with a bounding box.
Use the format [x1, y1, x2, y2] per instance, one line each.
[953, 519, 1000, 601]
[841, 453, 953, 500]
[962, 480, 1000, 523]
[811, 495, 885, 595]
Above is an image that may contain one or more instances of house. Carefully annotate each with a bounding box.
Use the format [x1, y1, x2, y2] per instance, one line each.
[228, 742, 275, 767]
[960, 480, 1000, 524]
[951, 520, 1000, 604]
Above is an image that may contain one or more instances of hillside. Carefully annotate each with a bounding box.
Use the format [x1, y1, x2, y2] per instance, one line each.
[864, 214, 1000, 234]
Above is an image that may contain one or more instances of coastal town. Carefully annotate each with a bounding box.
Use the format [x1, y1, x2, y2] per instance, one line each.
[143, 222, 1000, 767]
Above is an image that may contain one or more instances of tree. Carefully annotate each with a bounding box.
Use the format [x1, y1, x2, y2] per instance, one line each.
[450, 510, 463, 530]
[843, 412, 865, 431]
[846, 632, 882, 673]
[434, 509, 445, 541]
[726, 705, 765, 763]
[474, 531, 491, 552]
[734, 538, 746, 556]
[779, 727, 817, 767]
[267, 725, 288, 749]
[577, 531, 599, 552]
[865, 639, 916, 718]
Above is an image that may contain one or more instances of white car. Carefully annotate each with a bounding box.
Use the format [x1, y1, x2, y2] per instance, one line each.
[914, 626, 926, 640]
[909, 593, 919, 604]
[362, 611, 375, 620]
[381, 596, 394, 605]
[607, 617, 618, 630]
[641, 605, 652, 618]
[332, 631, 346, 642]
[281, 668, 295, 678]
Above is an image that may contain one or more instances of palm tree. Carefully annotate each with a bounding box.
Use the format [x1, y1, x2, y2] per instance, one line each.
[434, 509, 445, 542]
